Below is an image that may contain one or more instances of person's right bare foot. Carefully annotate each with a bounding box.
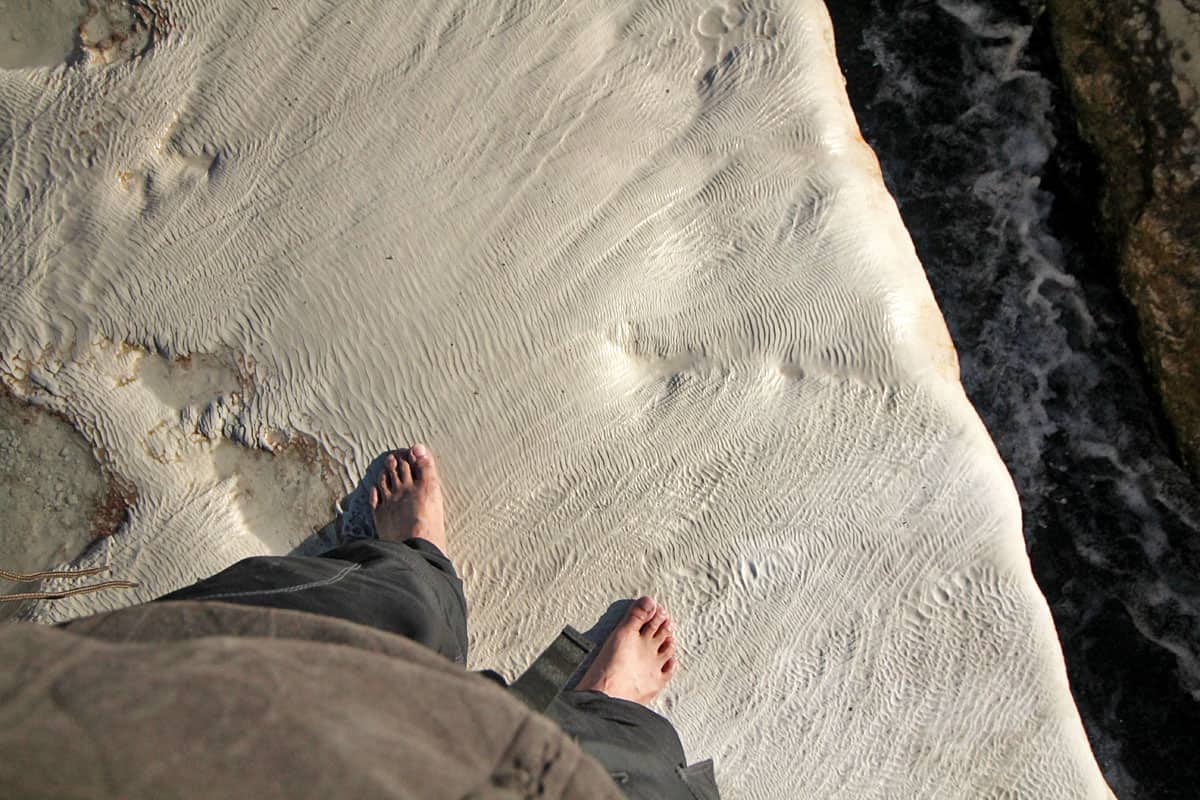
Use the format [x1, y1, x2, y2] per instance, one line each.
[369, 444, 447, 553]
[575, 596, 678, 705]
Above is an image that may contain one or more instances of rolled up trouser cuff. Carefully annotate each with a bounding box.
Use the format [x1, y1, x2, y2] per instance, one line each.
[154, 538, 468, 664]
[548, 690, 720, 799]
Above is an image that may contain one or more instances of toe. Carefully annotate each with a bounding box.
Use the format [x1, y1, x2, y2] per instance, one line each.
[623, 596, 657, 630]
[659, 635, 675, 656]
[409, 444, 437, 482]
[662, 656, 678, 677]
[652, 615, 672, 640]
[398, 457, 413, 486]
[381, 455, 399, 495]
[641, 606, 668, 636]
[369, 487, 379, 509]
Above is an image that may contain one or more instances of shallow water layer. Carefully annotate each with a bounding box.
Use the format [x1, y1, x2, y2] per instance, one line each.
[0, 0, 86, 69]
[0, 392, 107, 620]
[827, 1, 1200, 797]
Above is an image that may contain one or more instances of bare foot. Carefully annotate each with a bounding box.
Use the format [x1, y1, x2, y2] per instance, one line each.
[575, 596, 678, 705]
[369, 444, 447, 553]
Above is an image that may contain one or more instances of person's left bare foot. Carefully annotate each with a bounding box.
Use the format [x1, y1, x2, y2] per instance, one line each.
[370, 444, 447, 553]
[575, 596, 677, 705]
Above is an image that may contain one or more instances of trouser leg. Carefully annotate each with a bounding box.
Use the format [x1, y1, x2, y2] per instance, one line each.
[154, 538, 468, 664]
[546, 690, 720, 800]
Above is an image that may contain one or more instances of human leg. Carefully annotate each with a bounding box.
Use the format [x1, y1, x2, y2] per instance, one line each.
[547, 691, 718, 800]
[544, 597, 720, 799]
[155, 445, 468, 663]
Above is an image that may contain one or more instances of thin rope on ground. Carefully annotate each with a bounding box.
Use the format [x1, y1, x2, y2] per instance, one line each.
[0, 565, 140, 602]
[1, 565, 110, 582]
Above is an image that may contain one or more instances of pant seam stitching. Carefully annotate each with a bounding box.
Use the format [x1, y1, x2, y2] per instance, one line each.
[185, 562, 362, 601]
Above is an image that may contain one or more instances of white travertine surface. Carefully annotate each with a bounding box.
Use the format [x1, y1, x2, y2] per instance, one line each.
[0, 0, 1113, 796]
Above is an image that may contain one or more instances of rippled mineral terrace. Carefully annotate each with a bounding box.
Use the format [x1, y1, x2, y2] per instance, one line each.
[1, 1, 1115, 797]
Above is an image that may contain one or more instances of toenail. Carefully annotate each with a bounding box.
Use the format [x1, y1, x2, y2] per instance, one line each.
[412, 444, 428, 459]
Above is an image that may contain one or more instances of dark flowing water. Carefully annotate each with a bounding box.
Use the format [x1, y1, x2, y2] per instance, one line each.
[825, 1, 1200, 797]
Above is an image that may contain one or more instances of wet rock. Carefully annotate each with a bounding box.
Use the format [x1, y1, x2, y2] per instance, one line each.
[1047, 0, 1200, 482]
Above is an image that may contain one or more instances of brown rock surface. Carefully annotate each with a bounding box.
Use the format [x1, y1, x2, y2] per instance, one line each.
[1048, 0, 1200, 481]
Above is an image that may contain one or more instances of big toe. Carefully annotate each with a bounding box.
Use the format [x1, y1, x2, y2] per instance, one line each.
[621, 596, 657, 630]
[408, 444, 438, 482]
